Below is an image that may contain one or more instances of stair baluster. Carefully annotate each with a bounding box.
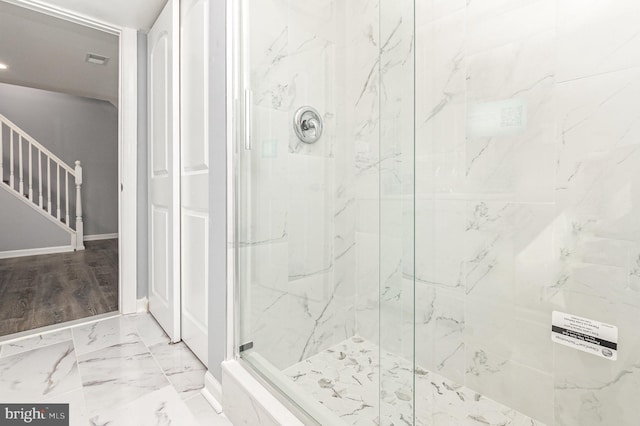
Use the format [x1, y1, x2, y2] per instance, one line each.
[9, 131, 14, 188]
[18, 135, 23, 195]
[0, 114, 83, 251]
[47, 156, 51, 213]
[28, 144, 33, 200]
[38, 151, 43, 208]
[65, 171, 70, 226]
[56, 164, 61, 220]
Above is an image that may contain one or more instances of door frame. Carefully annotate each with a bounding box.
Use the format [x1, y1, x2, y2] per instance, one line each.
[4, 0, 138, 315]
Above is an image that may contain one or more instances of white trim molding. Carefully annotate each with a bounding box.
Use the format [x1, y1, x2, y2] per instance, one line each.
[0, 312, 120, 345]
[202, 371, 223, 414]
[84, 233, 119, 242]
[136, 297, 149, 313]
[117, 27, 138, 315]
[0, 245, 74, 260]
[0, 0, 121, 34]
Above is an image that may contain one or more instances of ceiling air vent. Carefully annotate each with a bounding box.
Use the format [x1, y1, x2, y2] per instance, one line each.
[85, 53, 109, 66]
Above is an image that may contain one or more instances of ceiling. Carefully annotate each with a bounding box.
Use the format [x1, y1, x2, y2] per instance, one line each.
[0, 1, 121, 104]
[30, 0, 168, 31]
[0, 0, 167, 104]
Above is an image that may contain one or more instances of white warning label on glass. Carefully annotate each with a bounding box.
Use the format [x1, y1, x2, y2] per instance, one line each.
[551, 311, 618, 361]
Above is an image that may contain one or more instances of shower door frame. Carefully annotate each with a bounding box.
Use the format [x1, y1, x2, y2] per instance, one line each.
[226, 1, 418, 424]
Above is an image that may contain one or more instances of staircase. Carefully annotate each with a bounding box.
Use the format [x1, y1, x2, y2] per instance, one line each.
[0, 113, 84, 251]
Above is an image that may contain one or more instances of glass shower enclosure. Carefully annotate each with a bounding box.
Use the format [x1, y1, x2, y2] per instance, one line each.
[235, 1, 640, 425]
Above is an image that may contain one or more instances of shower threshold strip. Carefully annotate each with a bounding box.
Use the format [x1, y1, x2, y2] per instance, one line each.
[283, 337, 546, 426]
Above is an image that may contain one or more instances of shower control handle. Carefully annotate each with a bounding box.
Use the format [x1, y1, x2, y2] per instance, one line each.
[294, 106, 323, 144]
[302, 118, 319, 132]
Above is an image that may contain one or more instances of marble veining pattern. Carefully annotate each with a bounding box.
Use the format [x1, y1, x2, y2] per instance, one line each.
[0, 314, 230, 426]
[284, 336, 545, 426]
[77, 340, 170, 416]
[0, 340, 81, 402]
[0, 329, 73, 358]
[149, 341, 207, 400]
[238, 0, 640, 425]
[72, 316, 140, 356]
[88, 386, 198, 426]
[410, 0, 640, 425]
[238, 0, 356, 372]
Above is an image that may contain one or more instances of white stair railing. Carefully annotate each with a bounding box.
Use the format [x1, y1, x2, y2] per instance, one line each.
[0, 113, 84, 250]
[74, 160, 84, 250]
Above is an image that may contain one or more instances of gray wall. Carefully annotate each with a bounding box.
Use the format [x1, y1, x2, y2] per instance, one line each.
[0, 83, 118, 237]
[137, 31, 149, 299]
[208, 0, 228, 381]
[0, 188, 70, 251]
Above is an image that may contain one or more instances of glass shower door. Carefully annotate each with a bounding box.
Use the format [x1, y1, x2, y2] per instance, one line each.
[235, 0, 417, 424]
[236, 0, 640, 425]
[236, 0, 379, 424]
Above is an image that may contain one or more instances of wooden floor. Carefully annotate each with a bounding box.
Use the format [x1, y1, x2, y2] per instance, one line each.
[0, 239, 118, 337]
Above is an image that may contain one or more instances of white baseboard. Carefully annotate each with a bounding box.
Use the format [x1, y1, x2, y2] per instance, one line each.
[0, 245, 75, 260]
[136, 297, 149, 313]
[84, 233, 118, 241]
[202, 371, 223, 414]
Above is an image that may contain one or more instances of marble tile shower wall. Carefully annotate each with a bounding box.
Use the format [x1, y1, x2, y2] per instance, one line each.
[241, 0, 416, 371]
[349, 0, 382, 347]
[413, 0, 640, 425]
[378, 0, 417, 363]
[344, 0, 415, 359]
[240, 0, 358, 370]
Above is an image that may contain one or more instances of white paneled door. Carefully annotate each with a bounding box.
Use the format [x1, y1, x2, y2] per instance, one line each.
[148, 0, 181, 342]
[180, 0, 210, 366]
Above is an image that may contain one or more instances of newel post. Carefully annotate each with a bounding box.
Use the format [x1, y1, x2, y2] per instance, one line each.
[74, 160, 85, 251]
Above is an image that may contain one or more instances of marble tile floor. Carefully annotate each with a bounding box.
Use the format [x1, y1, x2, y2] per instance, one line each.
[284, 337, 545, 426]
[0, 313, 232, 426]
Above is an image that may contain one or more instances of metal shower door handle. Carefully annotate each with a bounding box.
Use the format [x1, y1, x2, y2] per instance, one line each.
[244, 89, 253, 150]
[293, 106, 323, 144]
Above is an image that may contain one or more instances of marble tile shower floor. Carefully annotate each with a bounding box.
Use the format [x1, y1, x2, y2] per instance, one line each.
[0, 313, 232, 426]
[284, 337, 545, 426]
